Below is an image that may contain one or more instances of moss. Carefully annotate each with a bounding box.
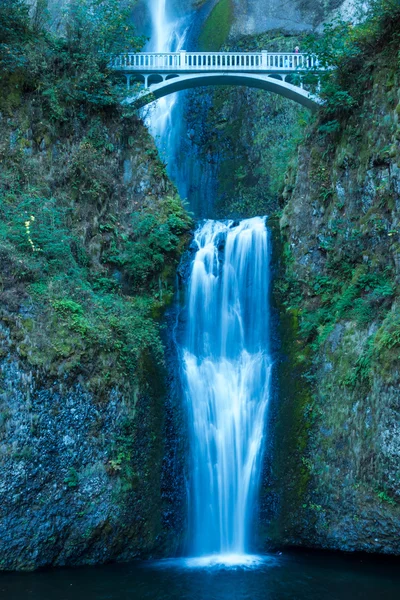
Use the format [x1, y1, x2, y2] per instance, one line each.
[266, 219, 314, 545]
[185, 29, 308, 219]
[0, 3, 193, 399]
[271, 6, 400, 552]
[198, 0, 234, 51]
[0, 100, 192, 394]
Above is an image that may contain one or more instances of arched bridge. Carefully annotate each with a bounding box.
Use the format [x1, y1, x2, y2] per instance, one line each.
[111, 51, 325, 111]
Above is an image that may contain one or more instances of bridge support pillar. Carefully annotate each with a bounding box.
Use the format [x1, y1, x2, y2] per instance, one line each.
[143, 75, 149, 88]
[125, 75, 132, 90]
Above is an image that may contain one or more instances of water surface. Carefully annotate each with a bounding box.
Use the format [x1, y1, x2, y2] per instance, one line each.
[2, 551, 399, 600]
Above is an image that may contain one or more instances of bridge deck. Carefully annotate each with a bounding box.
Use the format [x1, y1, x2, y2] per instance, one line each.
[112, 51, 321, 74]
[113, 51, 324, 111]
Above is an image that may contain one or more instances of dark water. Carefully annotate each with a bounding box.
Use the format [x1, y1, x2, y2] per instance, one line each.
[1, 551, 400, 600]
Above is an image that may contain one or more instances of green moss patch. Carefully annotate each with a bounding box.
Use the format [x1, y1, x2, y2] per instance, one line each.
[198, 0, 234, 51]
[0, 1, 192, 394]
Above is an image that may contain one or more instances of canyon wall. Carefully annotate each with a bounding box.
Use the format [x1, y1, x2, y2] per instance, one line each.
[270, 9, 400, 554]
[0, 2, 190, 569]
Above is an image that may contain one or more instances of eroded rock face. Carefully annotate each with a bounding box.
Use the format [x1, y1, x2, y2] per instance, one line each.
[271, 40, 400, 555]
[232, 0, 312, 35]
[0, 323, 186, 570]
[231, 0, 347, 36]
[0, 73, 189, 567]
[0, 350, 144, 570]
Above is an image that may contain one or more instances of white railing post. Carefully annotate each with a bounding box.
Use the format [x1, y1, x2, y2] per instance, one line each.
[180, 50, 186, 69]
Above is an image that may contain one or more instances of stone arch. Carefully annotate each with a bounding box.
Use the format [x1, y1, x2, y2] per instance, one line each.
[127, 73, 320, 111]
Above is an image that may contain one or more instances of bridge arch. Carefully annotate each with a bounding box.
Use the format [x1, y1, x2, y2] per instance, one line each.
[125, 72, 320, 111]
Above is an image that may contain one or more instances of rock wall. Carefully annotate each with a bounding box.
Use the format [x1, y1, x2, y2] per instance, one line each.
[0, 355, 163, 569]
[0, 106, 189, 569]
[232, 0, 312, 35]
[270, 16, 400, 554]
[0, 3, 191, 566]
[231, 0, 348, 37]
[172, 0, 350, 219]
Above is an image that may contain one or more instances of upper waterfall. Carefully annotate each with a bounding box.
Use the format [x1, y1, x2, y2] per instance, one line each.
[146, 0, 189, 139]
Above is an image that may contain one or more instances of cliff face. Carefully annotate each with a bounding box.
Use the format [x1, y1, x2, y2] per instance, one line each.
[0, 109, 189, 572]
[180, 0, 400, 557]
[198, 0, 349, 47]
[176, 25, 310, 220]
[270, 14, 400, 554]
[231, 0, 344, 36]
[175, 0, 349, 219]
[0, 3, 191, 570]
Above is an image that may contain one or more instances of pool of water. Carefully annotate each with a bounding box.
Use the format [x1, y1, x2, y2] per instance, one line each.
[1, 551, 400, 600]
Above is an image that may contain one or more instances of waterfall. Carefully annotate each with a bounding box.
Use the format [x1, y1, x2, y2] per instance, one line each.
[181, 217, 272, 564]
[145, 1, 216, 215]
[146, 1, 272, 566]
[146, 1, 189, 148]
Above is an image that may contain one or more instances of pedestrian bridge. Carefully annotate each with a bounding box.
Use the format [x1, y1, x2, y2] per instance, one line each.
[111, 51, 325, 111]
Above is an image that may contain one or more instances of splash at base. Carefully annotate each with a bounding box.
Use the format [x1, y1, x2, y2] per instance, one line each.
[151, 553, 279, 571]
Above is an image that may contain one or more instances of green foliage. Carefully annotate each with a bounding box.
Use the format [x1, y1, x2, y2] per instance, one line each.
[53, 299, 84, 316]
[375, 308, 400, 351]
[66, 0, 143, 56]
[1, 187, 187, 377]
[20, 271, 168, 385]
[186, 29, 309, 218]
[109, 451, 129, 472]
[64, 467, 79, 488]
[0, 0, 144, 116]
[318, 120, 340, 134]
[298, 268, 395, 347]
[0, 143, 190, 388]
[0, 0, 31, 72]
[69, 141, 114, 202]
[0, 195, 76, 271]
[280, 2, 400, 386]
[198, 0, 233, 51]
[105, 195, 192, 290]
[304, 0, 400, 121]
[376, 489, 397, 506]
[0, 2, 191, 393]
[273, 0, 400, 533]
[305, 19, 359, 69]
[344, 335, 376, 388]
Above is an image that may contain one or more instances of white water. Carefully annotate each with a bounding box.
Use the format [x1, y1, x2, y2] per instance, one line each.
[146, 1, 215, 215]
[146, 1, 272, 566]
[181, 218, 272, 562]
[146, 0, 189, 144]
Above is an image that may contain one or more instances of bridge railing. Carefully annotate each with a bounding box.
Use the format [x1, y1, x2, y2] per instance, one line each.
[111, 51, 321, 71]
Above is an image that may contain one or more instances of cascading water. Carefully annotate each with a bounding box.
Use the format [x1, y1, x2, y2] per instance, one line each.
[146, 0, 189, 157]
[181, 217, 272, 564]
[146, 0, 272, 567]
[145, 0, 218, 215]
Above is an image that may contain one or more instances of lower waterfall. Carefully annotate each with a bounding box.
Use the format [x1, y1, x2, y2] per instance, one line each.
[180, 217, 272, 563]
